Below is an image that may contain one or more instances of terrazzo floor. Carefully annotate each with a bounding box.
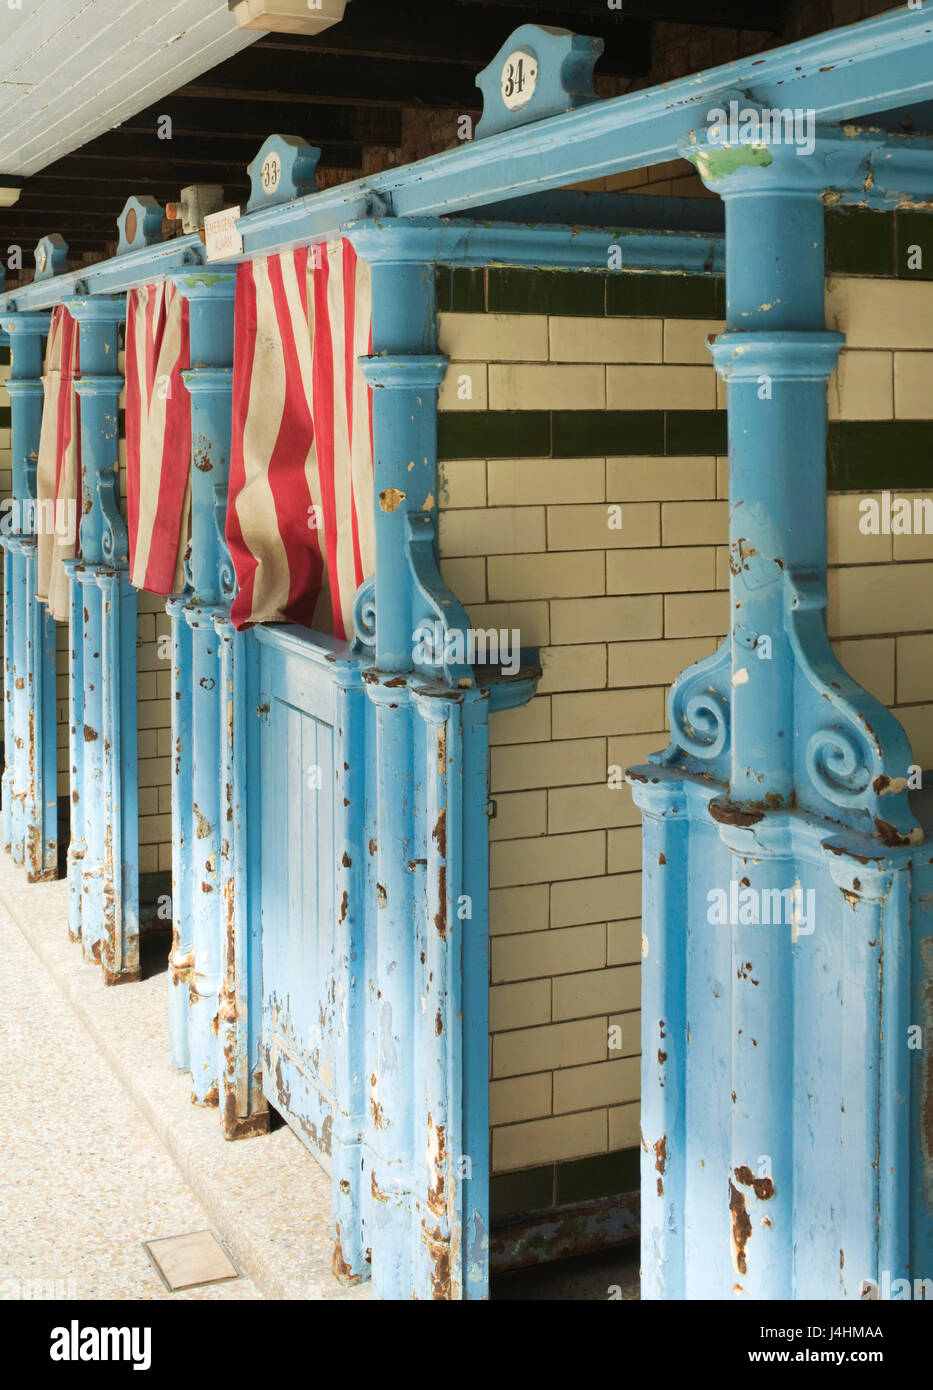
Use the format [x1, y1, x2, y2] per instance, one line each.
[0, 893, 260, 1299]
[0, 852, 636, 1302]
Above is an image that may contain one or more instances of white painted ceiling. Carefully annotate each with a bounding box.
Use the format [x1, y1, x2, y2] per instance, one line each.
[0, 0, 260, 177]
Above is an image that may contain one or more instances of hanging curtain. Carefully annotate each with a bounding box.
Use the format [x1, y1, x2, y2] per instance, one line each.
[226, 239, 374, 638]
[36, 305, 80, 622]
[125, 281, 192, 595]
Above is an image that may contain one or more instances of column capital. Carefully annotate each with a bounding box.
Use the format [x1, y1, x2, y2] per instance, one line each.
[0, 310, 50, 337]
[710, 330, 843, 383]
[170, 269, 237, 303]
[359, 355, 448, 390]
[680, 108, 869, 199]
[64, 295, 126, 323]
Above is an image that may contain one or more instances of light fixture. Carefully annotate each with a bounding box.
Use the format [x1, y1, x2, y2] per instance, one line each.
[230, 0, 349, 35]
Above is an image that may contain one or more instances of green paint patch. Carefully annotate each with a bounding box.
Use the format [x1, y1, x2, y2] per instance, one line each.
[180, 273, 236, 289]
[694, 143, 774, 182]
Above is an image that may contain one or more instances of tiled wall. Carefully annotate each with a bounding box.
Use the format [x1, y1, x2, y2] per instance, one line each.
[435, 228, 933, 1216]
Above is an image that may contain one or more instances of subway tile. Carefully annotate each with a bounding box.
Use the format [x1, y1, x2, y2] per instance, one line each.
[552, 1056, 641, 1113]
[663, 317, 724, 364]
[554, 1147, 640, 1204]
[488, 268, 607, 317]
[548, 782, 642, 834]
[490, 737, 607, 793]
[439, 557, 486, 605]
[608, 1011, 641, 1058]
[438, 411, 550, 460]
[608, 826, 647, 874]
[435, 266, 485, 313]
[489, 1165, 554, 1218]
[487, 550, 605, 601]
[827, 492, 893, 565]
[492, 1017, 609, 1078]
[607, 364, 716, 411]
[553, 964, 640, 1021]
[896, 634, 933, 705]
[825, 208, 895, 277]
[828, 422, 933, 492]
[607, 730, 670, 769]
[490, 884, 551, 936]
[609, 636, 717, 689]
[549, 315, 662, 363]
[438, 361, 488, 411]
[827, 351, 893, 422]
[608, 919, 643, 967]
[492, 1109, 607, 1172]
[552, 410, 664, 457]
[466, 600, 549, 646]
[828, 562, 933, 638]
[538, 643, 608, 694]
[892, 704, 933, 767]
[490, 363, 606, 412]
[664, 590, 729, 638]
[609, 1102, 642, 1151]
[826, 276, 933, 350]
[607, 273, 723, 319]
[490, 831, 606, 889]
[489, 696, 551, 746]
[548, 501, 660, 550]
[551, 687, 664, 740]
[490, 980, 552, 1034]
[550, 595, 662, 644]
[551, 871, 642, 928]
[438, 310, 548, 360]
[492, 924, 606, 985]
[832, 637, 896, 708]
[439, 505, 545, 557]
[661, 499, 728, 547]
[487, 456, 604, 507]
[489, 790, 548, 842]
[608, 455, 716, 502]
[490, 1072, 552, 1127]
[894, 351, 933, 419]
[665, 409, 727, 454]
[607, 545, 716, 595]
[896, 211, 933, 281]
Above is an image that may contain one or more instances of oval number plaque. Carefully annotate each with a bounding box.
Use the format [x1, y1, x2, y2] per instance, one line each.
[261, 151, 282, 195]
[500, 49, 538, 111]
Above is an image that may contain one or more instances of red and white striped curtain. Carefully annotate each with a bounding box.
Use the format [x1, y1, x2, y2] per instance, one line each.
[125, 281, 192, 595]
[36, 305, 80, 622]
[226, 240, 374, 637]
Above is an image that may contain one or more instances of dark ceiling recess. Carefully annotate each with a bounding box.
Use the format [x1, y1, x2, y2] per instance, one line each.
[0, 0, 792, 272]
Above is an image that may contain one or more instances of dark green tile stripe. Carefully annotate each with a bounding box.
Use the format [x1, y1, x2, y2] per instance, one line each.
[436, 212, 932, 320]
[436, 267, 726, 320]
[441, 411, 933, 489]
[0, 404, 9, 429]
[825, 207, 895, 278]
[439, 409, 723, 459]
[828, 422, 933, 491]
[0, 346, 10, 367]
[491, 1148, 640, 1221]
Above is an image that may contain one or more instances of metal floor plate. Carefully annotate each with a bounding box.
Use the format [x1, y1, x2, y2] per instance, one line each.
[144, 1231, 240, 1292]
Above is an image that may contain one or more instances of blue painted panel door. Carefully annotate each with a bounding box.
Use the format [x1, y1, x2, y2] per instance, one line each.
[260, 676, 339, 1170]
